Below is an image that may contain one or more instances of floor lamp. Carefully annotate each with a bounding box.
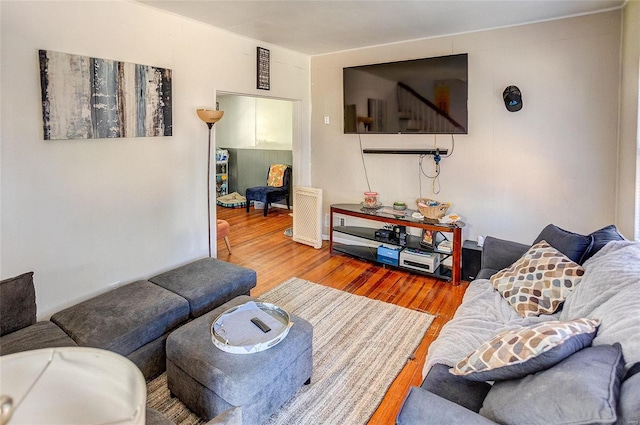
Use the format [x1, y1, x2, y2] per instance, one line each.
[197, 108, 224, 257]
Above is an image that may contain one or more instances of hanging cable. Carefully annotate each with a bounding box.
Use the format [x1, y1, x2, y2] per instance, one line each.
[418, 154, 441, 196]
[358, 134, 372, 192]
[417, 133, 456, 196]
[442, 134, 455, 157]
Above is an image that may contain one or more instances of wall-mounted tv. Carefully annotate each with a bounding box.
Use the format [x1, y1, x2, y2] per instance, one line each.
[343, 53, 468, 134]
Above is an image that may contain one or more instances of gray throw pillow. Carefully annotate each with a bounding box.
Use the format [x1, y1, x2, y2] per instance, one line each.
[533, 224, 593, 264]
[480, 343, 625, 425]
[0, 271, 36, 336]
[582, 225, 625, 262]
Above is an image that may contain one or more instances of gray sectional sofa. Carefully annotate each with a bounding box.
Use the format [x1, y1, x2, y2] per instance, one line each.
[0, 257, 257, 380]
[398, 224, 640, 424]
[1, 258, 256, 425]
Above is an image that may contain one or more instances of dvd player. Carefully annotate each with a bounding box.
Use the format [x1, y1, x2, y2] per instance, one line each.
[399, 249, 440, 273]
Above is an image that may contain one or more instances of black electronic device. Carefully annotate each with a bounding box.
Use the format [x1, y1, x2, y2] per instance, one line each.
[375, 229, 395, 242]
[393, 225, 407, 246]
[250, 317, 271, 333]
[462, 240, 483, 281]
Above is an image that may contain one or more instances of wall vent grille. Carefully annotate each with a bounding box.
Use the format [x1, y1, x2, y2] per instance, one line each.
[292, 186, 323, 249]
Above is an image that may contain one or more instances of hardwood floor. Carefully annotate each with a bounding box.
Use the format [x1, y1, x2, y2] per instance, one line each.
[216, 205, 468, 424]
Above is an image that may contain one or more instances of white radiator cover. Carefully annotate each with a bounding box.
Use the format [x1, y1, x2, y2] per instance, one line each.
[292, 186, 323, 249]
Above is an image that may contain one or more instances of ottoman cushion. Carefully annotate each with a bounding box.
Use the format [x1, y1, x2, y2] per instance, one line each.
[51, 280, 189, 356]
[166, 296, 313, 422]
[0, 321, 77, 356]
[149, 258, 257, 318]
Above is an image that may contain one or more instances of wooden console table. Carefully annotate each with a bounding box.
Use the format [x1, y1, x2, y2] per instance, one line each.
[330, 204, 462, 286]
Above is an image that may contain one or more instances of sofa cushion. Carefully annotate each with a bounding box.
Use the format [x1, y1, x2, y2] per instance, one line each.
[422, 363, 491, 412]
[451, 318, 599, 381]
[0, 272, 36, 336]
[480, 343, 625, 425]
[533, 223, 593, 264]
[149, 258, 257, 318]
[619, 366, 640, 425]
[582, 224, 625, 263]
[490, 241, 585, 317]
[51, 280, 189, 356]
[398, 387, 497, 425]
[0, 321, 77, 356]
[479, 236, 529, 273]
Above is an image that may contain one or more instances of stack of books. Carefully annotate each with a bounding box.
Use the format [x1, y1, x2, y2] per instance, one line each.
[437, 240, 452, 253]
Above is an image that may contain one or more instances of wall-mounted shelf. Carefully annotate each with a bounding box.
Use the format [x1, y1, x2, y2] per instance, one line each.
[362, 149, 448, 155]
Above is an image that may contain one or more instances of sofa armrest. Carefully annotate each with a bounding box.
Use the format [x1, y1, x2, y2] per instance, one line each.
[480, 236, 529, 273]
[397, 387, 497, 425]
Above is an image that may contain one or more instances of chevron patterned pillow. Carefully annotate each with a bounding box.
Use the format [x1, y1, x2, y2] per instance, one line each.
[490, 240, 585, 318]
[451, 318, 600, 381]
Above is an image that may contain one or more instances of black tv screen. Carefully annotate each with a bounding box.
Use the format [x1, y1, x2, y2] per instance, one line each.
[343, 53, 468, 134]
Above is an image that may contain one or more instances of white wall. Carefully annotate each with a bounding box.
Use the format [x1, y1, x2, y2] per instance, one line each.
[0, 1, 310, 318]
[619, 0, 640, 238]
[217, 95, 294, 150]
[311, 11, 623, 244]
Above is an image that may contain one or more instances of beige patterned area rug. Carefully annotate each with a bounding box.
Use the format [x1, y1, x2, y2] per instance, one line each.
[147, 277, 435, 424]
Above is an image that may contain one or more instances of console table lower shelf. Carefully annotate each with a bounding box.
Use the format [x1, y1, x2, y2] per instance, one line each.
[329, 204, 462, 285]
[332, 244, 453, 281]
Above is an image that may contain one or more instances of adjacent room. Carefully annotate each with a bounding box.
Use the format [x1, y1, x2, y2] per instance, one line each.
[1, 1, 639, 424]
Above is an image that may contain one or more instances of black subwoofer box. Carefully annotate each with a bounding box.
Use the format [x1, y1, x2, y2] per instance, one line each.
[462, 240, 483, 282]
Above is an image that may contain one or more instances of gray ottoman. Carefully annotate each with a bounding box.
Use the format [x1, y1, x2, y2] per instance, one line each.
[149, 258, 257, 318]
[166, 295, 313, 424]
[51, 280, 190, 379]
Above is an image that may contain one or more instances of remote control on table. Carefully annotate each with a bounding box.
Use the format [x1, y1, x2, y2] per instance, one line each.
[250, 317, 271, 333]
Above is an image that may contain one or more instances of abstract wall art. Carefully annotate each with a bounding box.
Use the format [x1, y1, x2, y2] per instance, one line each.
[38, 50, 172, 140]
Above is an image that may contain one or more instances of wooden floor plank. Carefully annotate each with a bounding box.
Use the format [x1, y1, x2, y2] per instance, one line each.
[216, 205, 468, 424]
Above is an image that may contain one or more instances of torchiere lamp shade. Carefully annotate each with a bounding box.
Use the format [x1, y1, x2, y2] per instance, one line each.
[197, 109, 224, 124]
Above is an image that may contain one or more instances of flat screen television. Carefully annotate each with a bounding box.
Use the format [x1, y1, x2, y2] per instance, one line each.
[343, 53, 468, 134]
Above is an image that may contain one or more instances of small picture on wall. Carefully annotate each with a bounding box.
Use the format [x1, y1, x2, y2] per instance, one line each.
[257, 47, 270, 90]
[420, 230, 434, 249]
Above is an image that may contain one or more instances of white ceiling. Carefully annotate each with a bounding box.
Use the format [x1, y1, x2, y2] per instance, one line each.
[138, 0, 625, 56]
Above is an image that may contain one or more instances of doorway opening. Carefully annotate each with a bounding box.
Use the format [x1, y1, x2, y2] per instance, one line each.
[215, 92, 299, 209]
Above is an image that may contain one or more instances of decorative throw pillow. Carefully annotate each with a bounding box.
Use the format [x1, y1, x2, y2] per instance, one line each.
[480, 343, 625, 425]
[490, 240, 585, 317]
[450, 318, 599, 381]
[533, 224, 593, 264]
[581, 224, 625, 262]
[266, 164, 288, 187]
[0, 271, 36, 336]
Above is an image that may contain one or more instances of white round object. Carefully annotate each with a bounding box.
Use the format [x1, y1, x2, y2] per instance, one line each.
[0, 347, 146, 425]
[211, 301, 292, 354]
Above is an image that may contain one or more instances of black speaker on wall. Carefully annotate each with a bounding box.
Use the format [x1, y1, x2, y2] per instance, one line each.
[462, 240, 483, 281]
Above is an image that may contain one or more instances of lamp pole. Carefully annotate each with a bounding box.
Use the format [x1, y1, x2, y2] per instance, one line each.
[197, 109, 224, 258]
[206, 122, 214, 257]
